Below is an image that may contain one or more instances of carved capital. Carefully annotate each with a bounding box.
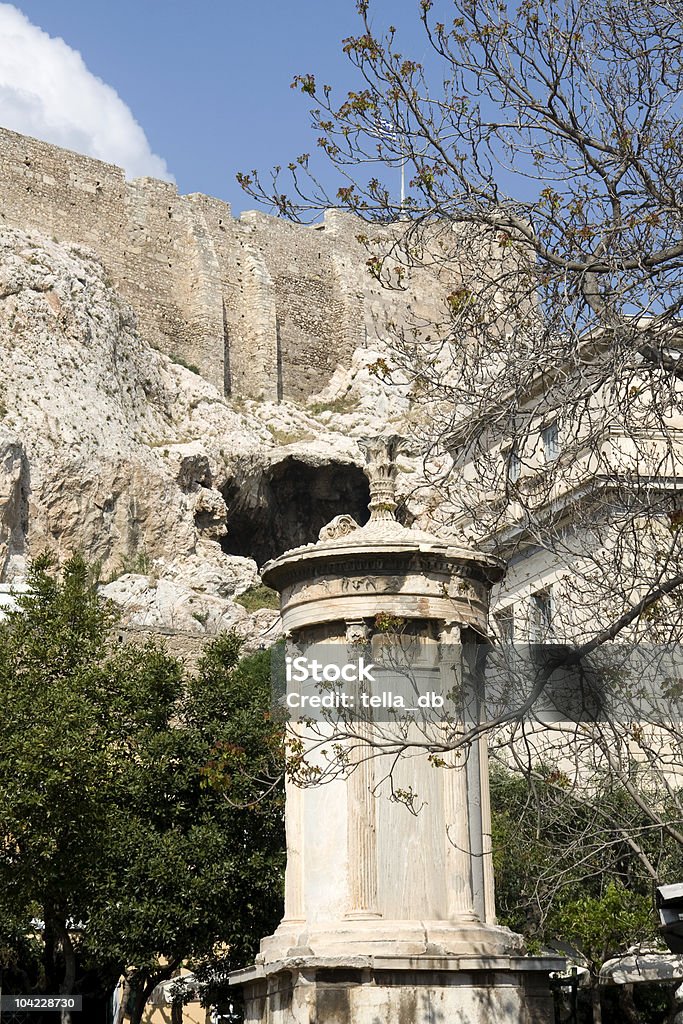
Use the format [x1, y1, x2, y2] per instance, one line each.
[358, 434, 410, 522]
[345, 618, 371, 645]
[438, 620, 462, 646]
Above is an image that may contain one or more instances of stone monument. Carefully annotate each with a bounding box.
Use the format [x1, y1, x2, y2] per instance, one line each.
[230, 436, 560, 1023]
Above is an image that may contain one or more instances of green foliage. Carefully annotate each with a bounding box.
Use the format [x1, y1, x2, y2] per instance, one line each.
[106, 549, 152, 581]
[446, 286, 474, 314]
[235, 584, 280, 612]
[374, 612, 406, 633]
[490, 765, 663, 971]
[0, 555, 284, 1022]
[366, 357, 391, 381]
[170, 353, 201, 375]
[553, 883, 654, 973]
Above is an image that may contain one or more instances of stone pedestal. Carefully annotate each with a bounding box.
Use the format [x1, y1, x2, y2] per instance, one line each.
[233, 956, 559, 1024]
[230, 437, 562, 1022]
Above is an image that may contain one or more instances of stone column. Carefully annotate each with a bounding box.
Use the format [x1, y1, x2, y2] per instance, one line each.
[345, 619, 381, 919]
[282, 641, 306, 926]
[282, 778, 306, 925]
[439, 623, 477, 922]
[479, 735, 497, 924]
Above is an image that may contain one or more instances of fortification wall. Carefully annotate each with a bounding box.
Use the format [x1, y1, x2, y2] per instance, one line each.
[0, 127, 462, 402]
[237, 211, 366, 399]
[187, 193, 280, 400]
[0, 128, 229, 391]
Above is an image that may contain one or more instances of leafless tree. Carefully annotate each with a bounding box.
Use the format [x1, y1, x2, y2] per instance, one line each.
[242, 0, 683, 896]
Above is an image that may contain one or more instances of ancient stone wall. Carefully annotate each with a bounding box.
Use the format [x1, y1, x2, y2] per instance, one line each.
[115, 625, 208, 672]
[0, 126, 460, 403]
[237, 211, 366, 400]
[189, 194, 280, 401]
[0, 128, 229, 392]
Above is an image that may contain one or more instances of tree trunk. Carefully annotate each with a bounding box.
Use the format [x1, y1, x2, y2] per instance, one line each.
[116, 980, 130, 1024]
[171, 995, 183, 1024]
[128, 962, 182, 1024]
[42, 910, 57, 994]
[591, 978, 602, 1024]
[54, 920, 76, 1024]
[128, 983, 148, 1024]
[618, 983, 639, 1023]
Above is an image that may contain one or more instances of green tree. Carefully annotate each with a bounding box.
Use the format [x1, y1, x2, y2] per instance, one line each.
[553, 885, 654, 1024]
[0, 554, 285, 1024]
[490, 766, 673, 1023]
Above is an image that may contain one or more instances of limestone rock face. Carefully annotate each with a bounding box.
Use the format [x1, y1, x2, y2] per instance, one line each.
[0, 227, 414, 644]
[0, 438, 27, 578]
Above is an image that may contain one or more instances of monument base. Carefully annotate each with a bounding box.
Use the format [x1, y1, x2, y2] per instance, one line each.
[230, 955, 563, 1024]
[259, 917, 526, 961]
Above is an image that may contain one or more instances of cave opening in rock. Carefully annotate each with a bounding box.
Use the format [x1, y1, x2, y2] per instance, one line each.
[221, 458, 371, 567]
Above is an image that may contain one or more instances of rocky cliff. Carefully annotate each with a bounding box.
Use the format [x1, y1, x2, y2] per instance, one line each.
[0, 226, 416, 646]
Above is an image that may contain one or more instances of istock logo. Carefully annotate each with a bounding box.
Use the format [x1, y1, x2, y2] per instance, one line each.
[285, 655, 376, 683]
[272, 642, 455, 721]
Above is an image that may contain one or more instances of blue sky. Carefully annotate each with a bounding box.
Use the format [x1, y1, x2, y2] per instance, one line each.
[1, 1, 406, 213]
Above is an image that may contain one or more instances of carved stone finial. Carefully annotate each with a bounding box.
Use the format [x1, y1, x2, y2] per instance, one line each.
[357, 434, 409, 522]
[318, 514, 360, 541]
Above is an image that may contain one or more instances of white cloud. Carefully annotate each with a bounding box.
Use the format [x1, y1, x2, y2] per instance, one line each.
[0, 4, 173, 181]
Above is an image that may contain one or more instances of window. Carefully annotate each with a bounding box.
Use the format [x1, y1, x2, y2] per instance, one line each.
[508, 449, 521, 483]
[530, 589, 552, 641]
[541, 421, 559, 462]
[496, 607, 515, 643]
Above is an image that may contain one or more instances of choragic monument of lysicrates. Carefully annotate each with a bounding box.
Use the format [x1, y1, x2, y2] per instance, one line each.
[229, 436, 560, 1023]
